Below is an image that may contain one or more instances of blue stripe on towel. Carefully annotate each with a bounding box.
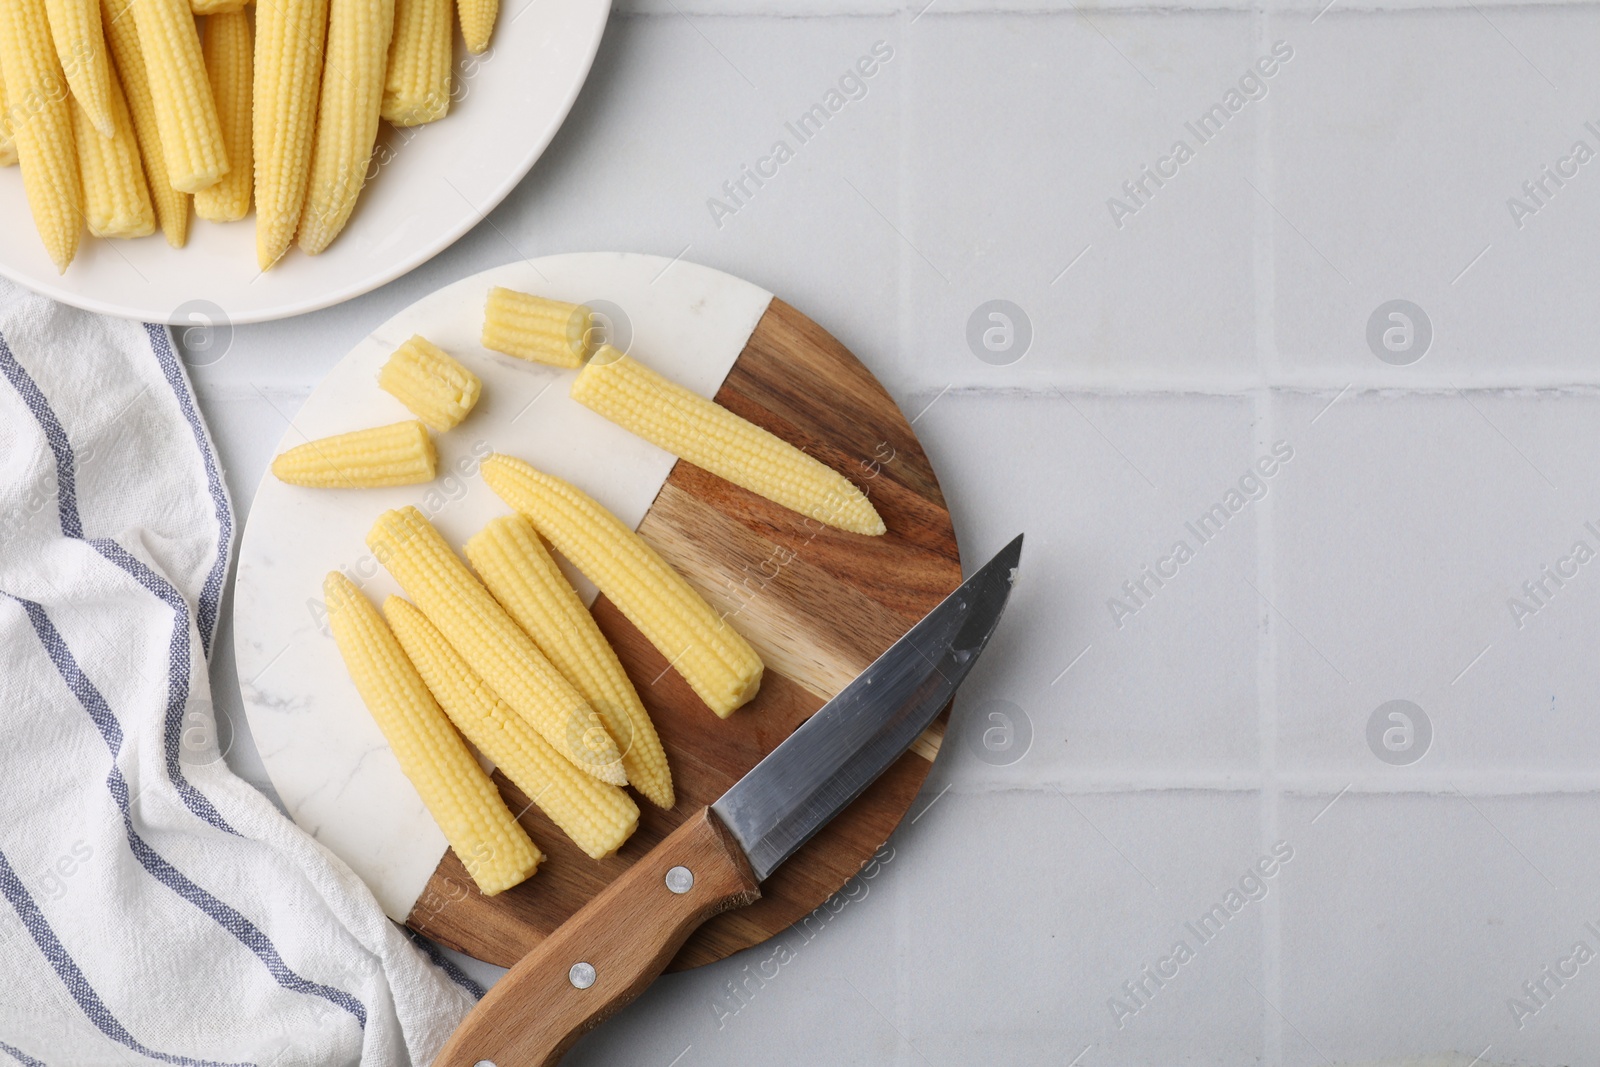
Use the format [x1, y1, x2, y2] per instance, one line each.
[9, 595, 369, 1031]
[0, 330, 235, 836]
[143, 324, 232, 659]
[405, 929, 486, 1000]
[0, 847, 255, 1067]
[0, 1040, 46, 1066]
[88, 539, 236, 837]
[0, 334, 80, 539]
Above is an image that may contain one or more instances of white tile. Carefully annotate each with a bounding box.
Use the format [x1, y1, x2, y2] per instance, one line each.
[1272, 390, 1600, 778]
[897, 12, 1263, 398]
[921, 391, 1263, 781]
[1267, 8, 1600, 381]
[612, 2, 1594, 22]
[1277, 792, 1600, 1067]
[866, 789, 1267, 1064]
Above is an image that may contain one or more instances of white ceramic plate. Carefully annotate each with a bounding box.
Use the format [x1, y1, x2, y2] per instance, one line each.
[232, 252, 775, 918]
[0, 0, 610, 325]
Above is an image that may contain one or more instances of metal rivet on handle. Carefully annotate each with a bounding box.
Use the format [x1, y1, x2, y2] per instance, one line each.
[569, 961, 597, 989]
[474, 1061, 497, 1067]
[665, 866, 694, 894]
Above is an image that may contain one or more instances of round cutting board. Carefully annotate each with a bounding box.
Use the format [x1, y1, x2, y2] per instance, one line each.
[234, 253, 961, 970]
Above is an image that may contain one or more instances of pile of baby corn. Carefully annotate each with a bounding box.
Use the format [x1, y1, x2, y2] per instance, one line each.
[282, 287, 887, 895]
[0, 0, 493, 273]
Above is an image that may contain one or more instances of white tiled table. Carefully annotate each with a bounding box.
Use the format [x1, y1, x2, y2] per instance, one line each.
[193, 4, 1600, 1063]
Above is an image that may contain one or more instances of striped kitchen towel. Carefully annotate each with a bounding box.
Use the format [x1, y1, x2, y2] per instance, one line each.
[0, 281, 478, 1066]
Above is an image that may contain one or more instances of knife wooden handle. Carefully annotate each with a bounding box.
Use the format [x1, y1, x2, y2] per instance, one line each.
[434, 808, 762, 1066]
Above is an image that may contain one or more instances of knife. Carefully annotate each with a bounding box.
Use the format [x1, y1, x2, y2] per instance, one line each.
[434, 533, 1024, 1066]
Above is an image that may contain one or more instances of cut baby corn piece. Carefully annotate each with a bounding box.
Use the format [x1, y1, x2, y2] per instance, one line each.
[193, 8, 250, 222]
[481, 456, 765, 718]
[298, 0, 394, 255]
[102, 0, 188, 247]
[73, 75, 154, 238]
[128, 0, 229, 192]
[190, 0, 245, 12]
[467, 515, 675, 809]
[482, 287, 595, 368]
[42, 0, 115, 137]
[0, 68, 17, 166]
[324, 573, 541, 896]
[456, 0, 496, 54]
[572, 349, 886, 536]
[0, 0, 83, 272]
[387, 597, 641, 858]
[271, 420, 437, 488]
[378, 335, 481, 431]
[367, 507, 629, 785]
[381, 0, 450, 126]
[254, 0, 330, 268]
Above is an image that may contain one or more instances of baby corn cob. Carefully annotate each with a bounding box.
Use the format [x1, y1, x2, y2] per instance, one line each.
[456, 0, 496, 54]
[381, 0, 450, 126]
[0, 68, 17, 166]
[129, 0, 229, 192]
[0, 0, 83, 272]
[387, 597, 641, 858]
[367, 507, 629, 785]
[467, 515, 675, 809]
[572, 349, 887, 536]
[481, 456, 765, 718]
[481, 287, 595, 368]
[378, 335, 481, 431]
[193, 8, 250, 222]
[73, 76, 154, 238]
[271, 420, 437, 488]
[298, 0, 393, 255]
[102, 0, 188, 247]
[43, 0, 115, 137]
[325, 573, 541, 896]
[190, 0, 245, 12]
[254, 0, 329, 268]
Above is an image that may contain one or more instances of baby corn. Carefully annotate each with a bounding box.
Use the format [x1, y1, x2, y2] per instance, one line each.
[73, 75, 154, 238]
[381, 0, 450, 126]
[43, 0, 115, 137]
[0, 68, 17, 166]
[189, 0, 245, 12]
[367, 507, 628, 785]
[324, 573, 541, 896]
[254, 0, 330, 268]
[387, 597, 641, 858]
[378, 335, 481, 431]
[271, 420, 437, 488]
[481, 456, 765, 718]
[467, 515, 675, 809]
[456, 0, 495, 54]
[298, 0, 393, 255]
[129, 0, 229, 192]
[572, 349, 886, 536]
[0, 0, 83, 272]
[193, 8, 251, 222]
[481, 287, 594, 368]
[102, 0, 187, 247]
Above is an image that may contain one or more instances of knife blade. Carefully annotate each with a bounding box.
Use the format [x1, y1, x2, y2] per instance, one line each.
[436, 534, 1024, 1066]
[713, 531, 1023, 880]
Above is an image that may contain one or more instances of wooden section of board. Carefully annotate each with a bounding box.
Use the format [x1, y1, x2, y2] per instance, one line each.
[406, 298, 963, 970]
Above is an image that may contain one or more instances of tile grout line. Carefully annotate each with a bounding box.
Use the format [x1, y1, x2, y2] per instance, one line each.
[1254, 2, 1278, 392]
[1254, 5, 1283, 1065]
